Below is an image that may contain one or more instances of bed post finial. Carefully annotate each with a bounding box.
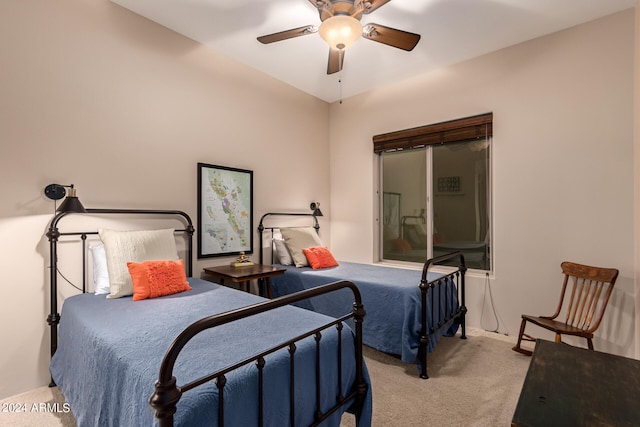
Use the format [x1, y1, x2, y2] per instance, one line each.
[46, 220, 63, 363]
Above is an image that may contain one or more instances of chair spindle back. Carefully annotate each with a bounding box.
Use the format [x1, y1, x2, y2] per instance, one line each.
[558, 261, 618, 333]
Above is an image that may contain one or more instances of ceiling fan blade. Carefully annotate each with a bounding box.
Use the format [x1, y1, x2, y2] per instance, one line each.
[257, 25, 317, 44]
[363, 23, 421, 51]
[361, 0, 391, 14]
[327, 48, 344, 74]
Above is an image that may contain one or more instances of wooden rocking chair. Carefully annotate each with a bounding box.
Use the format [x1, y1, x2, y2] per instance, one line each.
[512, 261, 619, 356]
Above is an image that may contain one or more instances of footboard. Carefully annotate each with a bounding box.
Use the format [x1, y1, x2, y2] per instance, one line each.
[150, 280, 367, 427]
[418, 251, 467, 379]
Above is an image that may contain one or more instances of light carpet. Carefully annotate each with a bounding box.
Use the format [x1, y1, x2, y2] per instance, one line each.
[0, 328, 532, 426]
[341, 328, 532, 427]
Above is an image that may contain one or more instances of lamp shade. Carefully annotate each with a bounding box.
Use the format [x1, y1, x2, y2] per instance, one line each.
[310, 202, 323, 217]
[318, 15, 362, 50]
[56, 187, 87, 213]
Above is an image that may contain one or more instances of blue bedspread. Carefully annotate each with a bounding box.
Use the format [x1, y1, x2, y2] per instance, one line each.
[270, 262, 460, 364]
[50, 278, 371, 426]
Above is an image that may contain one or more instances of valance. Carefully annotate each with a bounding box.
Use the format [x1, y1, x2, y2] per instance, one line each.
[373, 112, 493, 153]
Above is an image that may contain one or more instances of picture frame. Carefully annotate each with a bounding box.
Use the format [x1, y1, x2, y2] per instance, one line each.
[197, 162, 253, 258]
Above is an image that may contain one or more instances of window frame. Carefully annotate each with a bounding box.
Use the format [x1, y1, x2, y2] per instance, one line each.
[374, 113, 493, 272]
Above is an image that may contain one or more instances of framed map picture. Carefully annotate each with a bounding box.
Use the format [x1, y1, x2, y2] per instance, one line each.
[197, 162, 253, 258]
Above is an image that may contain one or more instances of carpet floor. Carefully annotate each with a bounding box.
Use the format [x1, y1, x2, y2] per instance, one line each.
[341, 329, 532, 426]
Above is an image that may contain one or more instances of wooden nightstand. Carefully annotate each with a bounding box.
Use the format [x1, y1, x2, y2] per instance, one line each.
[203, 264, 286, 298]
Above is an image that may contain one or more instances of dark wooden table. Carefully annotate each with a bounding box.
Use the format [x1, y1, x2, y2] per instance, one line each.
[512, 339, 640, 427]
[203, 264, 286, 298]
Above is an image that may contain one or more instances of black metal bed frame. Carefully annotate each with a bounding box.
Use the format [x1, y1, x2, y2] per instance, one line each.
[46, 208, 368, 426]
[257, 212, 467, 379]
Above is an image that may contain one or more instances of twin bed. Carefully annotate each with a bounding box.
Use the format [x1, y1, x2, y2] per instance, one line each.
[258, 212, 468, 379]
[47, 209, 370, 426]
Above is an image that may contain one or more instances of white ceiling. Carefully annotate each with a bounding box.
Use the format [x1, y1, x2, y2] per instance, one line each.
[110, 0, 635, 103]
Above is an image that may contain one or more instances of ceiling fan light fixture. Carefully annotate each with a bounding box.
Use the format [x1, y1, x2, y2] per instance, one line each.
[319, 15, 362, 50]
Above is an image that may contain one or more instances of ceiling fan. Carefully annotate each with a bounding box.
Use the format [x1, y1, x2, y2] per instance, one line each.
[257, 0, 421, 74]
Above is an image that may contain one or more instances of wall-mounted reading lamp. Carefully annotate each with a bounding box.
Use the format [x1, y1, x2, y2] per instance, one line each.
[310, 202, 323, 217]
[44, 183, 87, 213]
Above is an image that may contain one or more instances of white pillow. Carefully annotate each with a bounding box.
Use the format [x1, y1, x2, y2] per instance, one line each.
[89, 243, 110, 295]
[274, 239, 293, 265]
[98, 228, 179, 299]
[279, 227, 323, 268]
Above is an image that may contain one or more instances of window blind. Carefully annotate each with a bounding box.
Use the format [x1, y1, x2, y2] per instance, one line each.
[373, 112, 493, 153]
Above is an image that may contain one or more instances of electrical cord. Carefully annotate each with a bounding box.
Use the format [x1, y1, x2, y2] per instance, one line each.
[49, 203, 83, 293]
[49, 200, 82, 292]
[480, 272, 509, 336]
[56, 267, 83, 293]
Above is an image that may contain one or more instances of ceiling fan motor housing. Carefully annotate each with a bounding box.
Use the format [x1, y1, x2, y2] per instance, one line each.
[316, 0, 371, 22]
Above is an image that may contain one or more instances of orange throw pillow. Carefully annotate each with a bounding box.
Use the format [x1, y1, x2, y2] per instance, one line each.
[302, 247, 339, 269]
[127, 259, 191, 301]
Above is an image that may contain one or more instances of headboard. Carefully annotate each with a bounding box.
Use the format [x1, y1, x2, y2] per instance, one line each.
[257, 212, 319, 265]
[46, 208, 194, 361]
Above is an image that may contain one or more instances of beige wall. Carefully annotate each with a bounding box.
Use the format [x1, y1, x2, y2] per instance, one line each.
[635, 0, 640, 357]
[329, 10, 636, 357]
[0, 0, 330, 398]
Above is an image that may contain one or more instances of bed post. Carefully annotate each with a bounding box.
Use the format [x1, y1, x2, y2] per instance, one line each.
[46, 211, 70, 386]
[352, 298, 367, 420]
[258, 214, 266, 265]
[459, 263, 467, 340]
[185, 223, 195, 277]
